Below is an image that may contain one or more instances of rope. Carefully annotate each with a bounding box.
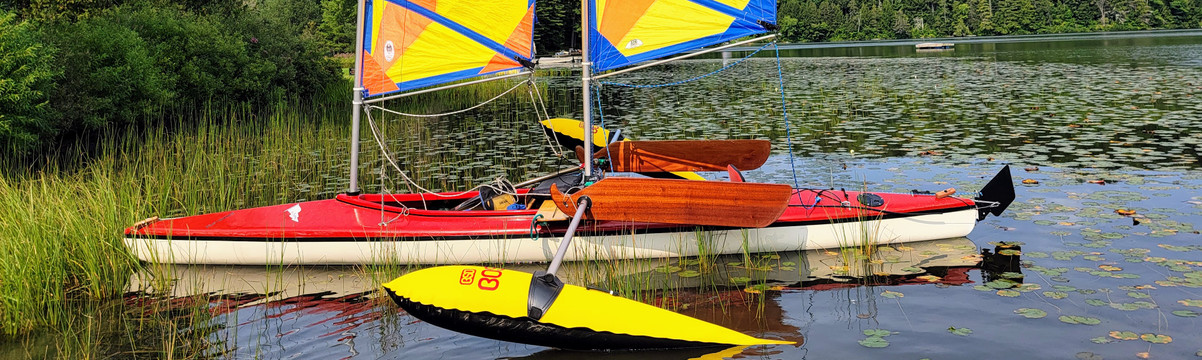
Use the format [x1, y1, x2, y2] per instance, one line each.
[774, 42, 802, 195]
[600, 42, 774, 88]
[592, 85, 615, 173]
[368, 79, 530, 118]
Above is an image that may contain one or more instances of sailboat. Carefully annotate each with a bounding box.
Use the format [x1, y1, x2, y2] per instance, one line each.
[122, 0, 1015, 266]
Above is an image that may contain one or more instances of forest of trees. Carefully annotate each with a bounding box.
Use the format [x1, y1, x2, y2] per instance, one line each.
[2, 0, 1200, 155]
[530, 0, 1202, 47]
[775, 0, 1202, 42]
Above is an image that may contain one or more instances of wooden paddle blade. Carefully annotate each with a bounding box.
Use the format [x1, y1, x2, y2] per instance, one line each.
[595, 140, 771, 172]
[551, 177, 791, 228]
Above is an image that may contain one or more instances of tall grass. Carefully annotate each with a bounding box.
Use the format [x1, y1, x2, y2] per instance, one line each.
[0, 73, 547, 349]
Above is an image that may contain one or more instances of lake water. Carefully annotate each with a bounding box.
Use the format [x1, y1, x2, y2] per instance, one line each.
[132, 31, 1202, 359]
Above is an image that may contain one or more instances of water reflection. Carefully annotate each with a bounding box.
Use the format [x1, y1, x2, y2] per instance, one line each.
[124, 236, 1008, 359]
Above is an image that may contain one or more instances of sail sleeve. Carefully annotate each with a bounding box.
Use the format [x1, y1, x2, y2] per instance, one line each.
[588, 0, 775, 72]
[360, 0, 535, 97]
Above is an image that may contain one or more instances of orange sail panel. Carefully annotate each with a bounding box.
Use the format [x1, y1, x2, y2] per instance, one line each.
[360, 0, 535, 97]
[589, 0, 775, 72]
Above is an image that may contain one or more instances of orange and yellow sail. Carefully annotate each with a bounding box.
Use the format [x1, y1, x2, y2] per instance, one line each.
[359, 0, 535, 97]
[589, 0, 775, 71]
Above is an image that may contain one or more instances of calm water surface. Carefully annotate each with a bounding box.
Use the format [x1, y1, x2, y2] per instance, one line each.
[143, 32, 1202, 359]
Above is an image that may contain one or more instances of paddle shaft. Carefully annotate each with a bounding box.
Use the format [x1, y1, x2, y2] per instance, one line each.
[546, 197, 591, 276]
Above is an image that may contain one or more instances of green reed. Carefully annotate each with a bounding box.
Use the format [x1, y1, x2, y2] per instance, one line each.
[0, 73, 546, 354]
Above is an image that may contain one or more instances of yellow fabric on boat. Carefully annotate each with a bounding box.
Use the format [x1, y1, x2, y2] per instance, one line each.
[383, 265, 793, 346]
[362, 0, 533, 96]
[384, 265, 530, 318]
[539, 279, 792, 345]
[596, 0, 735, 58]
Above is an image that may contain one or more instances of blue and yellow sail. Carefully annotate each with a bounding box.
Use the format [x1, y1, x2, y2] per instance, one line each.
[359, 0, 535, 97]
[588, 0, 775, 72]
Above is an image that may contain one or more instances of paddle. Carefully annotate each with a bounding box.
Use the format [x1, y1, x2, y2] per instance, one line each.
[549, 177, 791, 228]
[589, 140, 772, 172]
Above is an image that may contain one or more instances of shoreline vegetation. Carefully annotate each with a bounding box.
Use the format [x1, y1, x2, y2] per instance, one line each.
[0, 0, 1200, 355]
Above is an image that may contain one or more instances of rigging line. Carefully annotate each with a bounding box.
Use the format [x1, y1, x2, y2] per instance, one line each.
[599, 42, 774, 88]
[774, 42, 802, 194]
[593, 84, 615, 173]
[368, 78, 531, 118]
[364, 104, 482, 198]
[529, 81, 564, 158]
[366, 106, 524, 199]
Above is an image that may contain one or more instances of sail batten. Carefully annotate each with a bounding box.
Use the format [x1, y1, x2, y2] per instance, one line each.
[588, 0, 775, 72]
[360, 0, 534, 97]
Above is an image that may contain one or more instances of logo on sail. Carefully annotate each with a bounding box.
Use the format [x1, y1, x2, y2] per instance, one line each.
[384, 41, 395, 62]
[624, 39, 643, 49]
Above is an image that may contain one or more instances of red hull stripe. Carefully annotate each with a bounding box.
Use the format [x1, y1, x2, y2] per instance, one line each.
[127, 205, 975, 242]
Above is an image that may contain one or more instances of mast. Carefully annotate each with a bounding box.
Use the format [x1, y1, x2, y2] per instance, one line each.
[348, 0, 367, 195]
[580, 0, 593, 179]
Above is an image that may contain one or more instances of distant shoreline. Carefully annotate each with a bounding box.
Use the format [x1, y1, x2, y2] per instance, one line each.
[725, 29, 1202, 52]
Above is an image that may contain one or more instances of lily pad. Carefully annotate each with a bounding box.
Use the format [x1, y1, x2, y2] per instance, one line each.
[986, 279, 1018, 289]
[881, 290, 904, 299]
[1043, 291, 1069, 299]
[677, 270, 700, 278]
[947, 326, 973, 336]
[863, 329, 893, 337]
[1059, 315, 1102, 325]
[1171, 310, 1200, 317]
[1140, 334, 1172, 344]
[858, 336, 889, 348]
[997, 289, 1021, 297]
[1180, 299, 1202, 307]
[1109, 330, 1138, 340]
[1015, 308, 1048, 319]
[654, 265, 683, 273]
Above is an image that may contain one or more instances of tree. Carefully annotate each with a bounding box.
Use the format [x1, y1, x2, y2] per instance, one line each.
[318, 0, 355, 55]
[0, 10, 60, 153]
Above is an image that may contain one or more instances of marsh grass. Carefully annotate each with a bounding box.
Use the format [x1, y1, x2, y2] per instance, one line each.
[0, 74, 549, 356]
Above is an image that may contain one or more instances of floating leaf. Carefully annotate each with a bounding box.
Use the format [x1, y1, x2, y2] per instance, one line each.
[917, 275, 942, 282]
[997, 289, 1021, 297]
[678, 270, 700, 278]
[1140, 334, 1172, 344]
[1127, 292, 1150, 299]
[1000, 272, 1025, 279]
[1023, 179, 1039, 184]
[1099, 264, 1122, 271]
[1109, 331, 1139, 340]
[987, 279, 1018, 289]
[1085, 299, 1108, 306]
[858, 336, 889, 348]
[863, 329, 893, 337]
[1059, 315, 1101, 325]
[1015, 308, 1047, 319]
[1089, 337, 1112, 344]
[881, 290, 904, 299]
[1115, 209, 1137, 216]
[999, 249, 1022, 256]
[1076, 352, 1104, 360]
[947, 326, 973, 336]
[1179, 299, 1202, 307]
[1043, 291, 1069, 299]
[1171, 310, 1200, 317]
[654, 265, 682, 273]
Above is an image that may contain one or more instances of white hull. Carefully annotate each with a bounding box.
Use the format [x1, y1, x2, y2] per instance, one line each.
[123, 209, 978, 265]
